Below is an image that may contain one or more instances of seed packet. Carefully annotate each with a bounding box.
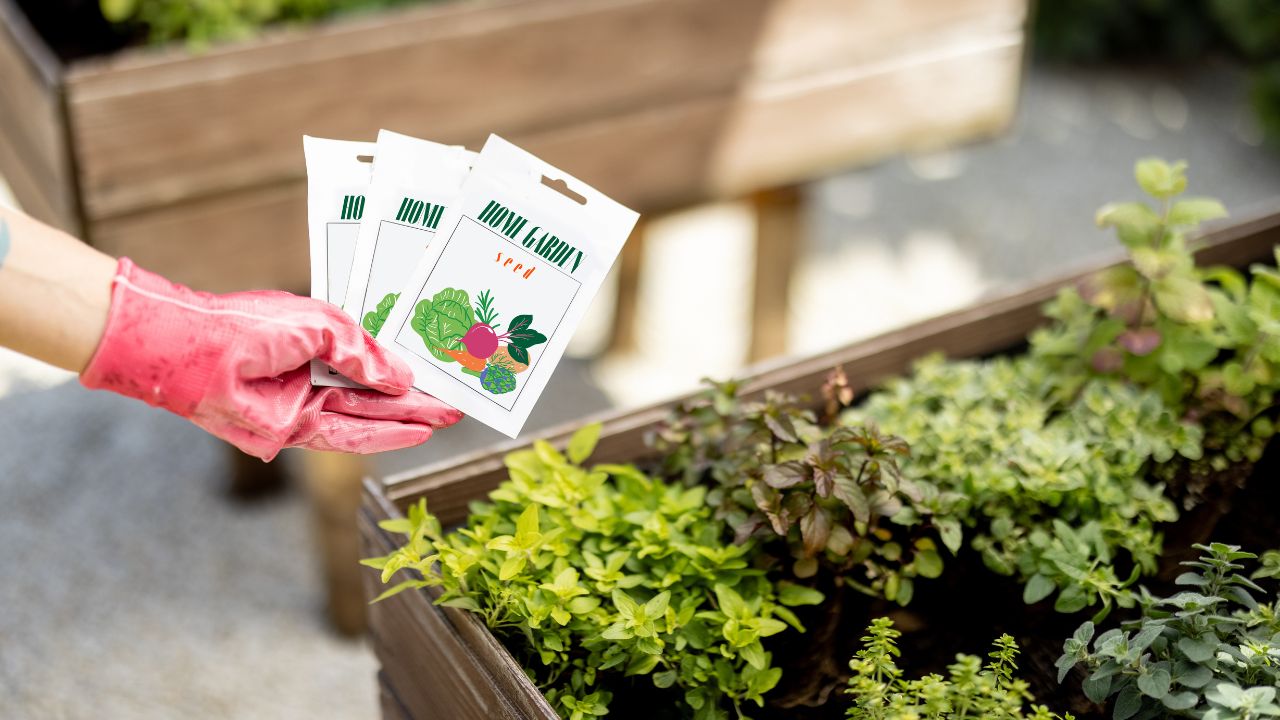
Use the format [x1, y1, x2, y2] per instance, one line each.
[380, 134, 639, 437]
[304, 135, 375, 387]
[341, 130, 473, 340]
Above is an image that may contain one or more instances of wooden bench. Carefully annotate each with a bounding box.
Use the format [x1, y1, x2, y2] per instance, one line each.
[0, 0, 1028, 633]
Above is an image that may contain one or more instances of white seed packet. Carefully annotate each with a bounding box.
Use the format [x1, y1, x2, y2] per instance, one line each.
[341, 130, 473, 340]
[380, 134, 639, 437]
[304, 135, 376, 387]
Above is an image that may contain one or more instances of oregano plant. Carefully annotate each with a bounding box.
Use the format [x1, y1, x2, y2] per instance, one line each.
[364, 423, 814, 720]
[1056, 543, 1280, 720]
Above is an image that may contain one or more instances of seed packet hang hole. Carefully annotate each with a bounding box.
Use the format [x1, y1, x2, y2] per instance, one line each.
[304, 135, 376, 388]
[341, 130, 474, 339]
[381, 134, 639, 437]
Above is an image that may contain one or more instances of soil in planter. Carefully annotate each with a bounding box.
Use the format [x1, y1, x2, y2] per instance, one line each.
[15, 0, 134, 61]
[745, 436, 1280, 720]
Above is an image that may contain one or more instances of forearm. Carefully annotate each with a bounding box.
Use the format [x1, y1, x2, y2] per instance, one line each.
[0, 206, 116, 372]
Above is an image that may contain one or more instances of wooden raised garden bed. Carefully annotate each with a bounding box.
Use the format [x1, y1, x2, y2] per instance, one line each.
[0, 0, 1026, 293]
[358, 210, 1280, 719]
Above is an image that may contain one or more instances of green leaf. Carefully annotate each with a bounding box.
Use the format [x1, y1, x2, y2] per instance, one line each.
[714, 584, 748, 619]
[506, 314, 548, 349]
[1114, 684, 1143, 720]
[653, 670, 678, 689]
[1168, 198, 1227, 226]
[507, 344, 530, 365]
[1161, 691, 1198, 711]
[1023, 574, 1057, 604]
[740, 641, 767, 670]
[438, 596, 481, 611]
[1137, 668, 1171, 699]
[935, 518, 963, 554]
[362, 292, 399, 337]
[499, 555, 526, 580]
[1177, 636, 1215, 663]
[777, 583, 824, 606]
[1082, 668, 1113, 703]
[516, 504, 540, 540]
[567, 423, 602, 464]
[1135, 158, 1187, 199]
[914, 549, 944, 579]
[370, 579, 428, 603]
[1154, 276, 1215, 324]
[1096, 202, 1159, 246]
[410, 289, 475, 362]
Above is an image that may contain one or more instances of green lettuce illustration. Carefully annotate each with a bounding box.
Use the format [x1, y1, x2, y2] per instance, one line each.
[362, 292, 399, 337]
[410, 288, 474, 363]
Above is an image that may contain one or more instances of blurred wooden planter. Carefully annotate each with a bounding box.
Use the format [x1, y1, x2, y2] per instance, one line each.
[358, 212, 1280, 719]
[1, 0, 1025, 293]
[1, 0, 1026, 635]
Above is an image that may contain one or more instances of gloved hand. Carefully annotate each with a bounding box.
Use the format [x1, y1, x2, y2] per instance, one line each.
[81, 258, 461, 461]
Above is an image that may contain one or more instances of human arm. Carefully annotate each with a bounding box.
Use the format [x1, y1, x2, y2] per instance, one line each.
[0, 205, 460, 460]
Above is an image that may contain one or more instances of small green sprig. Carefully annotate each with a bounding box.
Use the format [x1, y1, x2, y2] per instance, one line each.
[845, 617, 1073, 720]
[1057, 543, 1280, 720]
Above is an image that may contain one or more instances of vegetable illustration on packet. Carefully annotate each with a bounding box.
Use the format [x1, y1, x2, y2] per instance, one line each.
[305, 131, 471, 388]
[381, 135, 638, 437]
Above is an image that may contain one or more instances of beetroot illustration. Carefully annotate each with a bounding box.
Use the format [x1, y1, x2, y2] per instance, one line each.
[462, 322, 500, 359]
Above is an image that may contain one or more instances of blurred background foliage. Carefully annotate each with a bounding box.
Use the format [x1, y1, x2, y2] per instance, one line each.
[97, 0, 428, 46]
[1034, 0, 1280, 143]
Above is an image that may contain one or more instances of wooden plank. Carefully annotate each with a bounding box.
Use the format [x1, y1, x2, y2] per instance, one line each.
[381, 208, 1280, 518]
[748, 186, 804, 361]
[88, 34, 1020, 293]
[361, 485, 557, 720]
[90, 180, 309, 292]
[0, 0, 77, 230]
[378, 673, 412, 720]
[63, 0, 1024, 221]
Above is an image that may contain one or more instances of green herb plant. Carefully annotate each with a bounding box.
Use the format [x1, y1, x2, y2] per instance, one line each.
[1031, 159, 1279, 506]
[364, 424, 814, 720]
[845, 617, 1073, 720]
[850, 354, 1201, 618]
[1057, 543, 1280, 720]
[652, 379, 954, 607]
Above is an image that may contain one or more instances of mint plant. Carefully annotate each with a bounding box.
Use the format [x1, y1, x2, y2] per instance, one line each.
[849, 354, 1201, 617]
[364, 424, 812, 720]
[652, 380, 954, 606]
[845, 617, 1073, 720]
[1056, 543, 1280, 720]
[1031, 159, 1279, 508]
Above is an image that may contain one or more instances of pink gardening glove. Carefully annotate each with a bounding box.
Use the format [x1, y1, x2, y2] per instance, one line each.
[81, 258, 462, 461]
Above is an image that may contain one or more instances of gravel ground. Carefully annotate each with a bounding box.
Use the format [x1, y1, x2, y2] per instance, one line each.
[1, 60, 1278, 719]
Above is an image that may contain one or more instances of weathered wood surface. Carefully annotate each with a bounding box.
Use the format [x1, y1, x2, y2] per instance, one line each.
[0, 0, 77, 231]
[362, 211, 1279, 720]
[63, 0, 1026, 222]
[378, 209, 1280, 525]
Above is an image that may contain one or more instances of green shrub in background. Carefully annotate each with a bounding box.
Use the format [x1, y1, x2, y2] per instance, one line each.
[99, 0, 430, 45]
[1034, 0, 1280, 143]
